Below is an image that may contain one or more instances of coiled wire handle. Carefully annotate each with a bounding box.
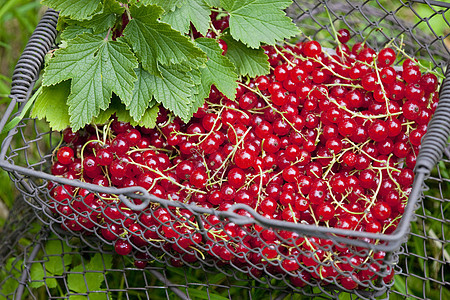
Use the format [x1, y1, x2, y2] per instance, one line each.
[10, 9, 59, 102]
[0, 9, 59, 136]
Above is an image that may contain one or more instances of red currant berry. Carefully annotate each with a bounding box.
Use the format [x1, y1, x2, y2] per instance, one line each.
[377, 48, 396, 67]
[190, 169, 208, 188]
[303, 41, 322, 57]
[337, 28, 350, 43]
[57, 147, 74, 165]
[372, 202, 391, 221]
[368, 120, 388, 142]
[115, 239, 132, 255]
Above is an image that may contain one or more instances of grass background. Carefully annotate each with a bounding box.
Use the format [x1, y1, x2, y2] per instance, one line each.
[0, 0, 448, 299]
[0, 0, 44, 226]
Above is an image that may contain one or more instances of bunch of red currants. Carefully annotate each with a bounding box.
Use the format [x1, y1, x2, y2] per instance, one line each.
[48, 28, 439, 290]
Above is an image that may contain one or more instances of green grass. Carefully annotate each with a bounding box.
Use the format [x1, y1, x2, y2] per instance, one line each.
[0, 1, 449, 299]
[0, 0, 42, 221]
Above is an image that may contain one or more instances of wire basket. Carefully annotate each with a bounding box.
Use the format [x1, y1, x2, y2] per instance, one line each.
[0, 1, 449, 299]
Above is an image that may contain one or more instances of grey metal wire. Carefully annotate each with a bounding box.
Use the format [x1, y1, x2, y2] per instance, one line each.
[0, 1, 449, 300]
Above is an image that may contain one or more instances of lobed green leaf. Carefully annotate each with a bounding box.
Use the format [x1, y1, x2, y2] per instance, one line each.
[31, 81, 71, 131]
[41, 0, 102, 21]
[162, 0, 211, 36]
[123, 4, 207, 75]
[222, 34, 270, 77]
[149, 64, 195, 122]
[60, 25, 93, 41]
[93, 96, 159, 128]
[80, 0, 125, 34]
[195, 37, 238, 101]
[140, 0, 184, 12]
[220, 0, 299, 48]
[129, 66, 156, 121]
[187, 68, 209, 117]
[205, 0, 221, 7]
[43, 33, 138, 131]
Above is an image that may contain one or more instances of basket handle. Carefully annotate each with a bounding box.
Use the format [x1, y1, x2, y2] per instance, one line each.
[415, 62, 450, 174]
[0, 9, 59, 135]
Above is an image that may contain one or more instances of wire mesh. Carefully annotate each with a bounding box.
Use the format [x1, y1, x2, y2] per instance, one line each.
[391, 152, 450, 299]
[0, 220, 366, 300]
[0, 0, 449, 299]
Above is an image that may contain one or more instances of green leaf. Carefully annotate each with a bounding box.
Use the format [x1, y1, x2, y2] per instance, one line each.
[129, 66, 155, 122]
[30, 263, 45, 289]
[43, 33, 138, 131]
[220, 0, 299, 48]
[43, 33, 105, 86]
[205, 0, 220, 7]
[195, 37, 238, 100]
[187, 288, 230, 300]
[187, 68, 208, 116]
[114, 99, 159, 128]
[60, 25, 93, 41]
[93, 96, 159, 128]
[140, 0, 184, 12]
[1, 258, 21, 296]
[393, 275, 407, 295]
[69, 294, 106, 300]
[41, 0, 102, 21]
[338, 292, 352, 300]
[90, 252, 113, 270]
[149, 64, 195, 122]
[68, 253, 111, 293]
[92, 107, 115, 125]
[29, 262, 58, 289]
[81, 0, 125, 34]
[1, 86, 42, 135]
[0, 276, 19, 297]
[70, 265, 102, 292]
[123, 4, 207, 75]
[31, 81, 71, 131]
[43, 239, 73, 276]
[69, 296, 88, 300]
[137, 104, 159, 128]
[222, 34, 269, 77]
[46, 278, 58, 289]
[162, 0, 211, 36]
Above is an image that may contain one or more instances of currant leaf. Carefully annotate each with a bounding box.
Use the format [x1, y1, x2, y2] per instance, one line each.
[128, 66, 155, 122]
[136, 104, 159, 128]
[195, 37, 238, 100]
[205, 0, 220, 7]
[123, 4, 207, 75]
[187, 68, 208, 116]
[80, 0, 125, 34]
[220, 0, 299, 48]
[140, 0, 183, 12]
[43, 33, 105, 86]
[42, 33, 138, 131]
[41, 0, 102, 21]
[31, 81, 71, 131]
[149, 64, 195, 122]
[91, 104, 115, 125]
[60, 25, 93, 41]
[93, 96, 159, 128]
[95, 64, 192, 123]
[222, 34, 270, 77]
[162, 0, 211, 36]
